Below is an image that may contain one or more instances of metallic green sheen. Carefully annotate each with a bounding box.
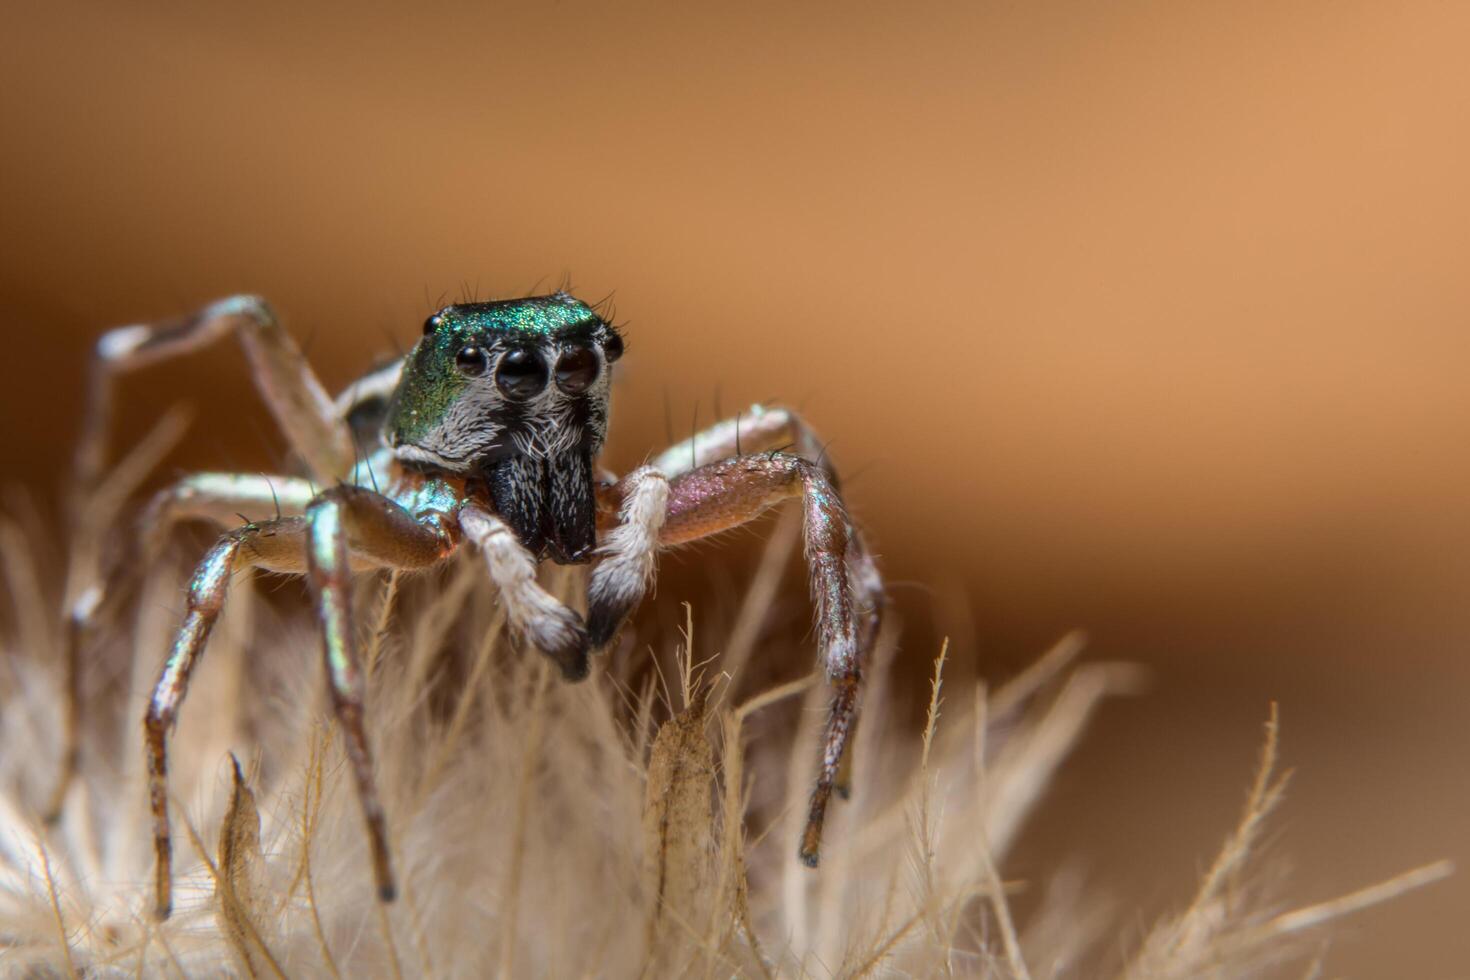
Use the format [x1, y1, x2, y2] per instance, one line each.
[385, 294, 601, 449]
[437, 295, 597, 339]
[398, 474, 462, 519]
[307, 501, 354, 682]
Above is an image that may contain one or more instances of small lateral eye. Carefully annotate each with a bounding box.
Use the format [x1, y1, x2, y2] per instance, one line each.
[555, 346, 599, 394]
[495, 348, 549, 399]
[602, 331, 624, 363]
[423, 314, 443, 336]
[455, 345, 489, 376]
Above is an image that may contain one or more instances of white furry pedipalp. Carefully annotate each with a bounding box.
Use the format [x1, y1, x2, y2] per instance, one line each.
[459, 505, 585, 655]
[589, 466, 669, 613]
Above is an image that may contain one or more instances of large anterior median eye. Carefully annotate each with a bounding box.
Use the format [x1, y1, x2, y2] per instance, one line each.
[554, 346, 599, 394]
[495, 348, 549, 399]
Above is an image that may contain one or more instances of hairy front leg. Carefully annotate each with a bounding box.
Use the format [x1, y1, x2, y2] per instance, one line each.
[77, 295, 355, 498]
[305, 485, 456, 904]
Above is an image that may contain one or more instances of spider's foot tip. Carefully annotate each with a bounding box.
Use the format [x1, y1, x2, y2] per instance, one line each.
[558, 654, 591, 682]
[835, 783, 852, 801]
[378, 882, 398, 903]
[152, 902, 172, 922]
[531, 620, 591, 681]
[585, 602, 626, 650]
[587, 625, 617, 652]
[553, 634, 592, 682]
[799, 821, 826, 867]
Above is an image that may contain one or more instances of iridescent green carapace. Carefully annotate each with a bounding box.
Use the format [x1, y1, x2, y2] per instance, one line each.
[386, 293, 619, 463]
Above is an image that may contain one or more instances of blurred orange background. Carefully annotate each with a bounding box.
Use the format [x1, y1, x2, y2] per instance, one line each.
[3, 2, 1467, 973]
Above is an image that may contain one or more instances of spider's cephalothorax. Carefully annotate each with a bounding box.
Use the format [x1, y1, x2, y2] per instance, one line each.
[60, 290, 883, 921]
[387, 294, 624, 563]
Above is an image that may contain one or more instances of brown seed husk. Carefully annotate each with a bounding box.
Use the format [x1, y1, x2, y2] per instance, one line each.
[216, 754, 266, 978]
[641, 685, 716, 966]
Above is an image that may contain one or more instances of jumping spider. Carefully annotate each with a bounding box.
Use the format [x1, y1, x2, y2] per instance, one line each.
[59, 293, 883, 919]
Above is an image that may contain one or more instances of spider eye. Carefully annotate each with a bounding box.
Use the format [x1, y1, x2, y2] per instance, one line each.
[554, 345, 599, 394]
[495, 348, 549, 399]
[424, 314, 443, 337]
[455, 345, 489, 376]
[602, 331, 624, 364]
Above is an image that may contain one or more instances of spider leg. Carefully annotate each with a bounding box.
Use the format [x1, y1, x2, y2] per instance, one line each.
[77, 295, 355, 499]
[70, 295, 358, 831]
[650, 404, 832, 480]
[601, 404, 883, 801]
[587, 465, 669, 648]
[145, 485, 454, 919]
[600, 451, 882, 866]
[47, 473, 315, 824]
[459, 504, 591, 681]
[835, 528, 883, 799]
[139, 473, 318, 552]
[589, 403, 863, 648]
[144, 515, 310, 919]
[663, 454, 881, 865]
[304, 485, 456, 906]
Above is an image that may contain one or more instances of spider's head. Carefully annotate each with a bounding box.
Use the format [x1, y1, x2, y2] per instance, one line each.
[385, 292, 624, 562]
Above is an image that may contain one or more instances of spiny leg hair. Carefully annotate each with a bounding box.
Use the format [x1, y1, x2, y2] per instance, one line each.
[138, 473, 317, 554]
[650, 403, 833, 481]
